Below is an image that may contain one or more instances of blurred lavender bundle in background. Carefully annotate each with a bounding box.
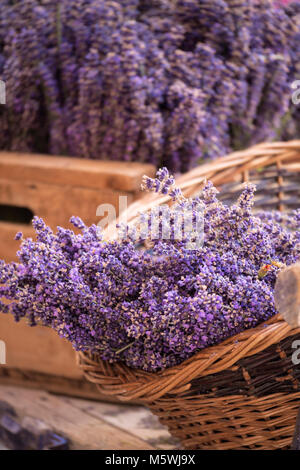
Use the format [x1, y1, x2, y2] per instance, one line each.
[0, 0, 299, 172]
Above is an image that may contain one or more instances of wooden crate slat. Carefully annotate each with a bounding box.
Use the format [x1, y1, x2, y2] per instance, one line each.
[0, 152, 156, 192]
[0, 152, 155, 399]
[0, 316, 81, 379]
[0, 221, 34, 261]
[0, 368, 128, 403]
[0, 177, 134, 228]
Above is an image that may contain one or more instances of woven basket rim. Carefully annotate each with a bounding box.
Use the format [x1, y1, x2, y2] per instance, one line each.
[77, 314, 300, 402]
[78, 140, 300, 402]
[104, 139, 300, 240]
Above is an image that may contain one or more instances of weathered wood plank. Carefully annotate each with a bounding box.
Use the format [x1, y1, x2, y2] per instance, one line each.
[0, 221, 34, 262]
[0, 316, 81, 379]
[275, 263, 300, 327]
[63, 397, 178, 450]
[0, 152, 156, 192]
[0, 386, 155, 450]
[0, 178, 134, 229]
[0, 367, 130, 403]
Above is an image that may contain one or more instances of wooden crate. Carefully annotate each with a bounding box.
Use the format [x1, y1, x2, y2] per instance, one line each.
[0, 151, 155, 261]
[0, 152, 155, 398]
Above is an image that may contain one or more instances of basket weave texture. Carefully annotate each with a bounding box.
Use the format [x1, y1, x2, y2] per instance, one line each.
[77, 141, 300, 450]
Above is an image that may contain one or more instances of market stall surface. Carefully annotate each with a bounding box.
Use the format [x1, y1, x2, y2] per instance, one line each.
[0, 385, 177, 450]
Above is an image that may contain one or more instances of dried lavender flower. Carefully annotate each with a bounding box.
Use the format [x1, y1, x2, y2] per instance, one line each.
[0, 169, 299, 371]
[0, 0, 299, 171]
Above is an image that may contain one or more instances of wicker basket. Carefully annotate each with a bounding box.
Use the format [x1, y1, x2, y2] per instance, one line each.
[77, 141, 300, 450]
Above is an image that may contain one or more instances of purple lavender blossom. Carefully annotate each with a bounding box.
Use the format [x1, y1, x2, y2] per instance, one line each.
[0, 1, 299, 171]
[0, 169, 299, 371]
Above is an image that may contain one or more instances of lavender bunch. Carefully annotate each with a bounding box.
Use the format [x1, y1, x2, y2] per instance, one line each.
[0, 0, 299, 172]
[1, 169, 299, 371]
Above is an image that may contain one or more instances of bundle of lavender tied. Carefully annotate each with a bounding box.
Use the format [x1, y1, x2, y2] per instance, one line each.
[0, 0, 300, 171]
[0, 169, 299, 372]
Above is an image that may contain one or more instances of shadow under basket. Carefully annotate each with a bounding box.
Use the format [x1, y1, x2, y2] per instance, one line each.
[78, 141, 300, 450]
